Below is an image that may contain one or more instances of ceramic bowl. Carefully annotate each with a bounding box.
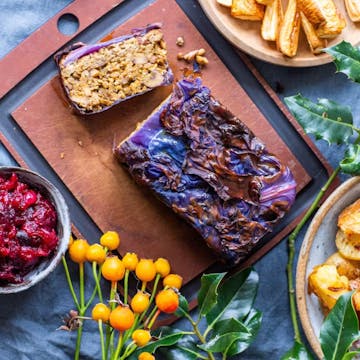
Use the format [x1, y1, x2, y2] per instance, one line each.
[0, 166, 71, 293]
[296, 176, 360, 359]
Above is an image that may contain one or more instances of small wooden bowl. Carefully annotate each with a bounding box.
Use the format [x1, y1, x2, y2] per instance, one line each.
[0, 166, 71, 293]
[296, 176, 360, 358]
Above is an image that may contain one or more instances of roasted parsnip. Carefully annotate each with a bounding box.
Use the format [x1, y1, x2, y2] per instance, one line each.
[261, 0, 283, 41]
[317, 9, 346, 38]
[231, 0, 265, 20]
[277, 0, 301, 57]
[300, 12, 327, 53]
[256, 0, 275, 6]
[297, 0, 345, 38]
[345, 0, 360, 21]
[297, 0, 326, 23]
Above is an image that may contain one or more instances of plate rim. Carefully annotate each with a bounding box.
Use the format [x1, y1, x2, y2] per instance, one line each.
[296, 176, 360, 359]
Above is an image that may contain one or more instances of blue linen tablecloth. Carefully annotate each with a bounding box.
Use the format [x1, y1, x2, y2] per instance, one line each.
[1, 1, 359, 359]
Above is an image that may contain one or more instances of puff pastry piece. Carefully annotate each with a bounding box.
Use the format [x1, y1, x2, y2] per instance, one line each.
[231, 0, 265, 20]
[300, 12, 327, 53]
[277, 0, 301, 57]
[261, 0, 283, 41]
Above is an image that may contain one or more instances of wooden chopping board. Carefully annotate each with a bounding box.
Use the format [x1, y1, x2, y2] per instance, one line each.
[11, 0, 310, 284]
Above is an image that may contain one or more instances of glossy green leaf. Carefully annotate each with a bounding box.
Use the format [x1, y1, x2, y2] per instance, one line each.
[212, 316, 262, 357]
[284, 95, 354, 145]
[136, 327, 186, 354]
[197, 272, 226, 316]
[342, 351, 360, 360]
[213, 318, 250, 335]
[174, 294, 189, 318]
[325, 41, 360, 83]
[156, 335, 204, 360]
[281, 341, 314, 360]
[320, 292, 360, 360]
[198, 332, 251, 353]
[243, 308, 262, 337]
[206, 268, 258, 329]
[340, 144, 360, 175]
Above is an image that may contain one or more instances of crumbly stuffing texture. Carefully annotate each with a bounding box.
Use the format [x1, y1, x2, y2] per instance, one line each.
[60, 29, 169, 112]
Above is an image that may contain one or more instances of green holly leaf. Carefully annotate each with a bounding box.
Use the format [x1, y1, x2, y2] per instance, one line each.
[206, 268, 258, 329]
[320, 292, 360, 360]
[197, 332, 251, 354]
[136, 327, 186, 354]
[156, 335, 204, 360]
[281, 341, 314, 360]
[340, 144, 360, 175]
[284, 95, 354, 145]
[342, 351, 360, 360]
[243, 308, 262, 338]
[325, 41, 360, 83]
[197, 272, 226, 316]
[213, 318, 249, 335]
[174, 294, 189, 318]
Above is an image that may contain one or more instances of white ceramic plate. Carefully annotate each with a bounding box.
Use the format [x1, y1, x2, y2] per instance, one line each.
[198, 0, 360, 67]
[296, 176, 360, 358]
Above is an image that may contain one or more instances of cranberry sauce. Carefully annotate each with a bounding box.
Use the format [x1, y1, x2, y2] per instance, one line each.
[0, 172, 59, 284]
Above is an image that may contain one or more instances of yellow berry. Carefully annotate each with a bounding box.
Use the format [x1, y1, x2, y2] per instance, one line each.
[135, 259, 156, 282]
[68, 239, 90, 264]
[109, 306, 134, 331]
[154, 258, 170, 277]
[100, 231, 120, 250]
[163, 274, 183, 290]
[122, 252, 139, 271]
[155, 289, 179, 314]
[86, 244, 106, 264]
[138, 352, 155, 360]
[132, 329, 151, 347]
[92, 303, 111, 322]
[101, 256, 125, 281]
[130, 291, 150, 313]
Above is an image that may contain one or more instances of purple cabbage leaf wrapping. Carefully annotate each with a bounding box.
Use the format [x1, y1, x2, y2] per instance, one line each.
[115, 77, 297, 266]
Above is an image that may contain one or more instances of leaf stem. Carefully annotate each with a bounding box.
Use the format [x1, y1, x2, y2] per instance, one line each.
[62, 256, 80, 311]
[119, 342, 136, 360]
[98, 320, 106, 360]
[79, 263, 85, 309]
[93, 261, 103, 303]
[139, 274, 161, 325]
[123, 269, 129, 305]
[191, 321, 215, 360]
[108, 281, 118, 357]
[147, 309, 161, 329]
[74, 323, 83, 360]
[287, 166, 340, 343]
[75, 262, 86, 360]
[112, 331, 123, 360]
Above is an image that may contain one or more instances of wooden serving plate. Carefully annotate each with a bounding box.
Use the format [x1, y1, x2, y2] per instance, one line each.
[199, 0, 360, 67]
